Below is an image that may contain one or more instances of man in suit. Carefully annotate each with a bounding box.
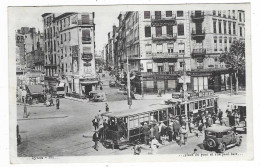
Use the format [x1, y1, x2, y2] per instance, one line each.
[92, 116, 100, 130]
[172, 117, 181, 141]
[92, 131, 101, 151]
[142, 122, 150, 145]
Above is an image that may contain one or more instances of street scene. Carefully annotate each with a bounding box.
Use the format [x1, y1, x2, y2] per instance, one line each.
[14, 9, 247, 157]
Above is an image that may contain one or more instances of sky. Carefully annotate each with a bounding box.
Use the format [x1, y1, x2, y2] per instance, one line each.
[13, 8, 119, 54]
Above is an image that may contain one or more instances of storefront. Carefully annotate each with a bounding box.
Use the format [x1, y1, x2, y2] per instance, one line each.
[79, 77, 99, 97]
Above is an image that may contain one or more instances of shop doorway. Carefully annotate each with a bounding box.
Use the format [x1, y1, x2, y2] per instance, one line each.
[84, 84, 93, 97]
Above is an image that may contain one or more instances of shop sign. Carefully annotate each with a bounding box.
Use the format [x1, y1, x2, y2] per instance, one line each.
[151, 20, 176, 27]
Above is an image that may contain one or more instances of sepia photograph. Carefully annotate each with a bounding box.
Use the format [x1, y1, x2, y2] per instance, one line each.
[8, 3, 253, 163]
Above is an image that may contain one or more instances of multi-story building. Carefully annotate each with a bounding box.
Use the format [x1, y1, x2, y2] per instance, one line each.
[16, 27, 45, 88]
[114, 10, 245, 94]
[42, 12, 97, 96]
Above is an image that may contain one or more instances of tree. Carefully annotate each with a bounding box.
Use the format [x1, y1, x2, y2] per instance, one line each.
[220, 40, 245, 94]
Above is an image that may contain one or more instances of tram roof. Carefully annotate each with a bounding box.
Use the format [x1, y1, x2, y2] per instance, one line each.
[101, 104, 170, 118]
[166, 95, 218, 104]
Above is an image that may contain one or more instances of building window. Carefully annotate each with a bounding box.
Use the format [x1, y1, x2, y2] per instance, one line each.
[66, 63, 67, 72]
[68, 17, 70, 25]
[166, 11, 172, 17]
[156, 44, 163, 53]
[219, 38, 222, 51]
[213, 10, 216, 15]
[229, 37, 232, 44]
[145, 26, 151, 37]
[82, 14, 90, 24]
[177, 11, 183, 17]
[178, 43, 185, 54]
[64, 33, 66, 41]
[155, 11, 161, 20]
[213, 20, 217, 33]
[169, 64, 175, 73]
[158, 65, 163, 73]
[145, 44, 152, 54]
[54, 40, 56, 51]
[228, 10, 231, 18]
[82, 29, 91, 43]
[218, 20, 222, 34]
[240, 27, 243, 36]
[177, 24, 184, 36]
[61, 34, 63, 44]
[60, 20, 62, 31]
[69, 32, 71, 41]
[233, 22, 236, 35]
[166, 26, 173, 36]
[232, 10, 235, 19]
[167, 43, 174, 53]
[228, 21, 231, 34]
[156, 26, 162, 37]
[224, 21, 227, 34]
[53, 27, 55, 37]
[144, 11, 150, 19]
[214, 38, 217, 51]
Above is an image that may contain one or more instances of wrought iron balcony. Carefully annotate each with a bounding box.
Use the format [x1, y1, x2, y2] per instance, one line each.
[152, 34, 177, 42]
[191, 29, 206, 42]
[151, 14, 176, 26]
[82, 53, 93, 61]
[78, 19, 94, 26]
[191, 48, 206, 57]
[149, 52, 179, 59]
[191, 11, 205, 23]
[82, 37, 92, 44]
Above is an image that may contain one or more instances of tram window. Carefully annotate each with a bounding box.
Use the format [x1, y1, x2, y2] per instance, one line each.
[177, 105, 181, 115]
[187, 104, 190, 112]
[150, 111, 158, 122]
[168, 107, 174, 118]
[139, 113, 149, 125]
[209, 99, 213, 106]
[199, 101, 202, 109]
[159, 110, 167, 121]
[195, 102, 198, 109]
[203, 100, 206, 108]
[207, 99, 210, 107]
[190, 102, 194, 110]
[129, 116, 139, 129]
[181, 104, 185, 115]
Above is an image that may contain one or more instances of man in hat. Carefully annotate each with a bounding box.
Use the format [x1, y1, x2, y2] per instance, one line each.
[56, 97, 60, 110]
[207, 115, 213, 127]
[153, 123, 160, 143]
[105, 103, 109, 112]
[92, 116, 100, 130]
[172, 117, 180, 141]
[142, 122, 150, 145]
[92, 130, 101, 151]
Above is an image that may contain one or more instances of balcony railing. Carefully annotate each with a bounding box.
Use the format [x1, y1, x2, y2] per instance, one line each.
[82, 37, 92, 44]
[191, 48, 206, 57]
[152, 33, 177, 42]
[82, 53, 93, 61]
[141, 71, 183, 76]
[149, 52, 179, 59]
[78, 19, 94, 25]
[191, 11, 205, 23]
[191, 29, 206, 42]
[151, 14, 176, 26]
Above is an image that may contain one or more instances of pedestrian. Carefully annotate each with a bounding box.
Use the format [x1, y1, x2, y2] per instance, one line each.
[142, 122, 150, 145]
[153, 123, 160, 143]
[179, 125, 188, 146]
[56, 97, 60, 110]
[172, 117, 181, 141]
[207, 115, 213, 127]
[150, 136, 160, 154]
[92, 116, 100, 130]
[235, 112, 240, 126]
[105, 103, 109, 112]
[218, 109, 223, 125]
[188, 118, 194, 133]
[92, 130, 101, 151]
[100, 85, 103, 90]
[133, 141, 142, 155]
[23, 104, 28, 118]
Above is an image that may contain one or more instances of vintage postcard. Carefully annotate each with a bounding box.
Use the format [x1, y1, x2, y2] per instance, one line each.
[8, 3, 253, 163]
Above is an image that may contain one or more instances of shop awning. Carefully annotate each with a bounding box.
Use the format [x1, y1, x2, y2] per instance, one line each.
[26, 85, 44, 95]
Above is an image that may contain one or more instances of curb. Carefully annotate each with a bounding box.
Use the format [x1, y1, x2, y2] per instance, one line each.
[17, 115, 68, 121]
[64, 97, 88, 103]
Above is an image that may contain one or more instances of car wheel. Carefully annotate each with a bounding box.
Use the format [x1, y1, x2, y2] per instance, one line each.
[237, 138, 242, 146]
[218, 143, 226, 153]
[207, 138, 216, 148]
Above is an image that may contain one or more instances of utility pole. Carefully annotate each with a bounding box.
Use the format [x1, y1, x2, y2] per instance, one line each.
[126, 55, 132, 109]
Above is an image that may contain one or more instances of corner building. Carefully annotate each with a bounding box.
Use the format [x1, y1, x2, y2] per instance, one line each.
[116, 10, 245, 93]
[42, 12, 97, 96]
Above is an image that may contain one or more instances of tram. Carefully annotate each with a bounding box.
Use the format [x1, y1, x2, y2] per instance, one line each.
[100, 90, 219, 149]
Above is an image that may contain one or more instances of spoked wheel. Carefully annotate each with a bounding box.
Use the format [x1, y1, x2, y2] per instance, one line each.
[218, 143, 226, 153]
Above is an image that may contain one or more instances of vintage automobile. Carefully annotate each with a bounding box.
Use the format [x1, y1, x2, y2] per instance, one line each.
[109, 80, 116, 87]
[203, 126, 242, 153]
[93, 92, 107, 102]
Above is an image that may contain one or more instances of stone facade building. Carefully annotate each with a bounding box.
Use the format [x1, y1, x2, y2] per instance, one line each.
[107, 10, 245, 94]
[42, 12, 97, 96]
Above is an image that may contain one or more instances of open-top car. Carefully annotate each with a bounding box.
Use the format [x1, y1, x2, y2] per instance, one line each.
[203, 126, 242, 153]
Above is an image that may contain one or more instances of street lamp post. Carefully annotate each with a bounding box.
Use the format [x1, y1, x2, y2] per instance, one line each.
[126, 55, 132, 109]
